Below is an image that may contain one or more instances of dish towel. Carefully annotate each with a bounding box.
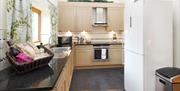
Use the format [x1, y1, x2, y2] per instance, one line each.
[101, 49, 107, 60]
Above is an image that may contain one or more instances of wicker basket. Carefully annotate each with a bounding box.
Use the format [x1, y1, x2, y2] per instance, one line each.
[6, 46, 54, 74]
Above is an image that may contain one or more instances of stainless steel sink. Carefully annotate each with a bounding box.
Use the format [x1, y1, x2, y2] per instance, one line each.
[51, 47, 70, 52]
[51, 47, 71, 58]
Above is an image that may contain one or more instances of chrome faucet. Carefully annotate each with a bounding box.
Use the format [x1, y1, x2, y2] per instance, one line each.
[79, 37, 84, 43]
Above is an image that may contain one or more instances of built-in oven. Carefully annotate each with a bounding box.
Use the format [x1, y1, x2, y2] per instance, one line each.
[93, 44, 109, 62]
[57, 36, 72, 48]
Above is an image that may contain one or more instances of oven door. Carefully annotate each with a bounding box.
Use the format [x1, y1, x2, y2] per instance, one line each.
[93, 46, 109, 61]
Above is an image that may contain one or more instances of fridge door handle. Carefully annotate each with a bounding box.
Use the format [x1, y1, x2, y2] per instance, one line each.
[134, 0, 138, 2]
[130, 16, 132, 28]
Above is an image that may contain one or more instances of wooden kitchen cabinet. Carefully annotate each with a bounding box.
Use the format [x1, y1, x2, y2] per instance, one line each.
[59, 2, 124, 32]
[75, 45, 93, 67]
[74, 45, 123, 69]
[109, 45, 123, 65]
[76, 6, 93, 32]
[59, 6, 76, 32]
[107, 7, 124, 32]
[59, 5, 92, 32]
[52, 50, 74, 91]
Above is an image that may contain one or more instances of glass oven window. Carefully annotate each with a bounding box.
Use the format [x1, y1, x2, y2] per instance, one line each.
[94, 48, 109, 60]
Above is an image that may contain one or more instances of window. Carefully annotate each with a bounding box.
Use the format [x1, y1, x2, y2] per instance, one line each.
[32, 7, 41, 42]
[93, 7, 107, 25]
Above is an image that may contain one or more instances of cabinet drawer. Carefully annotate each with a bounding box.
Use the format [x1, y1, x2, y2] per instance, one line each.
[75, 45, 93, 50]
[110, 45, 122, 49]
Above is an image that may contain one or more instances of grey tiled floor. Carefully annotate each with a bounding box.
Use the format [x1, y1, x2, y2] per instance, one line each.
[70, 68, 124, 91]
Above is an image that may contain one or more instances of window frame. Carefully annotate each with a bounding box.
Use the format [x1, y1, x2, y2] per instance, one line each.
[32, 7, 41, 43]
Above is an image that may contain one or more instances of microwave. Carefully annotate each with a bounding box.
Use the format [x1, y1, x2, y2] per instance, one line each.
[57, 36, 72, 47]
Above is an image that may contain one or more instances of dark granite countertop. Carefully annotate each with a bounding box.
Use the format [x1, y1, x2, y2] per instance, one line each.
[0, 51, 70, 91]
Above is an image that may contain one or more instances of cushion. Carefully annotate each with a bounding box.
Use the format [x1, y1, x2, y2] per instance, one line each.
[34, 53, 49, 60]
[16, 53, 33, 63]
[27, 42, 41, 54]
[16, 43, 36, 59]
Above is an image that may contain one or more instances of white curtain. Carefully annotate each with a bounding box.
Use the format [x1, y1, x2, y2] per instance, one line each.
[7, 0, 32, 43]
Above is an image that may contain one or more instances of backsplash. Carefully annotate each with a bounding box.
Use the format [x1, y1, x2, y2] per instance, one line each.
[58, 31, 124, 43]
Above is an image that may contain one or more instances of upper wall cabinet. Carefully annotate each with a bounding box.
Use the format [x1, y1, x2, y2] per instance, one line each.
[76, 6, 93, 32]
[59, 6, 76, 32]
[107, 7, 124, 32]
[58, 2, 124, 32]
[59, 6, 92, 32]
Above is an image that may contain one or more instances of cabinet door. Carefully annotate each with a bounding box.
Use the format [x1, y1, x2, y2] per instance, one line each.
[57, 79, 65, 91]
[75, 49, 92, 66]
[108, 7, 124, 32]
[109, 45, 122, 64]
[59, 6, 76, 32]
[57, 81, 66, 91]
[65, 59, 72, 91]
[76, 6, 92, 32]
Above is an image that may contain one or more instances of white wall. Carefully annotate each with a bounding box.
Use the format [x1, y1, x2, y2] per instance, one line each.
[0, 0, 6, 29]
[0, 0, 10, 71]
[173, 0, 180, 68]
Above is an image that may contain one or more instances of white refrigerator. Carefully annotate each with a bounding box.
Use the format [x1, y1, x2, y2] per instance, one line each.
[124, 0, 173, 91]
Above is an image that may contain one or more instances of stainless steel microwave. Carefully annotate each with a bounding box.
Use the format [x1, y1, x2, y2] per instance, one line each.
[57, 36, 72, 47]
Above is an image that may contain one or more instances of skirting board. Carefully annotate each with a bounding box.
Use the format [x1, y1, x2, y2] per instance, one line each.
[75, 64, 124, 70]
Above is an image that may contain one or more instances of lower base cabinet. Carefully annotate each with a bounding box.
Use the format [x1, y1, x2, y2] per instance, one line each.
[52, 50, 74, 91]
[109, 45, 123, 64]
[75, 45, 93, 67]
[75, 45, 123, 69]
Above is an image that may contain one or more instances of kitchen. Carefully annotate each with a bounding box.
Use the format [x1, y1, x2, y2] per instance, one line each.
[0, 0, 180, 91]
